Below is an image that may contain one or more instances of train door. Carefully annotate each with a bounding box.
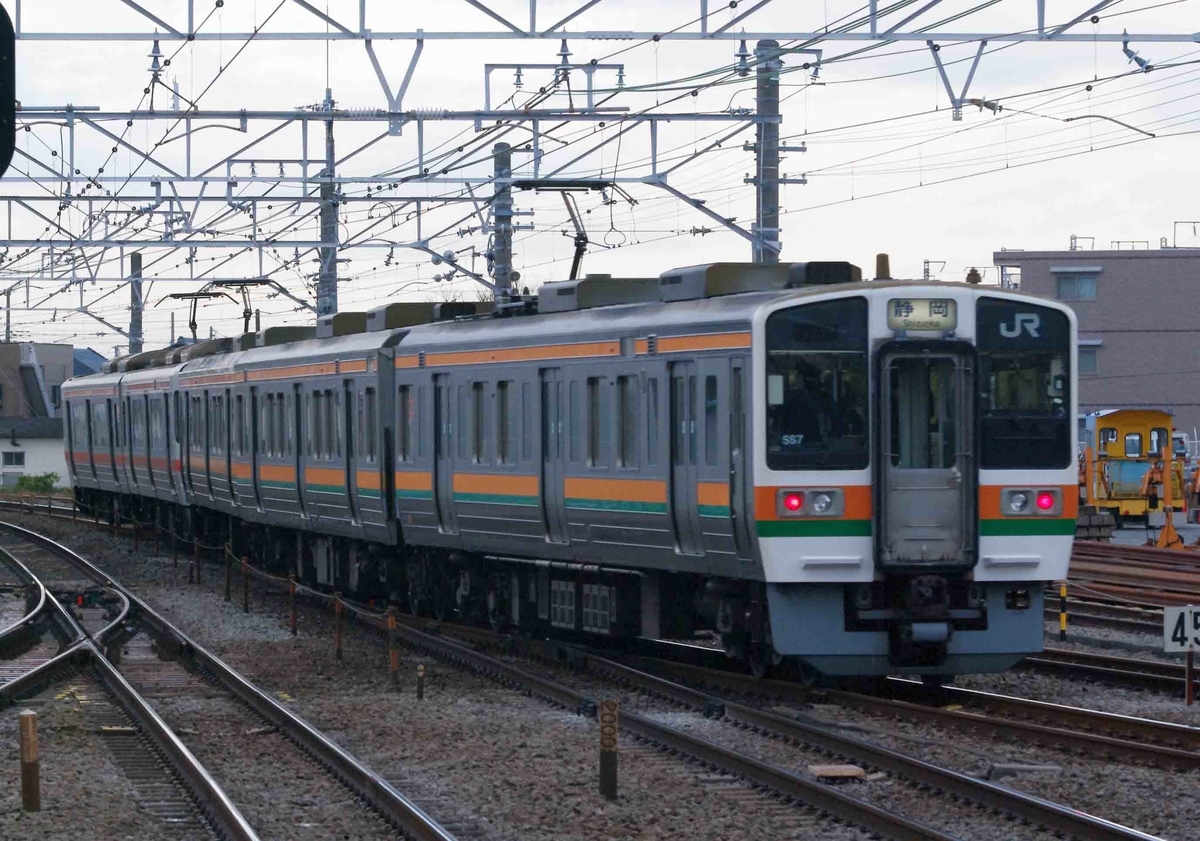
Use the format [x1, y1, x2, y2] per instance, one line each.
[250, 387, 263, 511]
[124, 395, 137, 490]
[878, 349, 976, 565]
[539, 368, 568, 543]
[143, 395, 155, 490]
[84, 399, 96, 481]
[344, 380, 359, 523]
[669, 361, 703, 555]
[432, 374, 457, 534]
[105, 398, 119, 483]
[729, 357, 753, 560]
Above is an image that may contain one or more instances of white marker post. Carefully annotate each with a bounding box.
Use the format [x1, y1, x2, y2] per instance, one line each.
[1163, 605, 1199, 705]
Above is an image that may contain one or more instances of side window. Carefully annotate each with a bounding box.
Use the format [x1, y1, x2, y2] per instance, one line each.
[1150, 427, 1169, 458]
[617, 375, 638, 469]
[234, 395, 244, 455]
[704, 375, 718, 467]
[310, 391, 321, 458]
[521, 382, 532, 462]
[731, 367, 744, 460]
[328, 389, 339, 459]
[278, 392, 288, 457]
[398, 386, 412, 462]
[472, 381, 486, 463]
[456, 385, 468, 461]
[1124, 432, 1142, 458]
[365, 387, 377, 462]
[417, 385, 427, 459]
[569, 380, 581, 462]
[646, 377, 659, 466]
[586, 376, 609, 467]
[497, 380, 515, 465]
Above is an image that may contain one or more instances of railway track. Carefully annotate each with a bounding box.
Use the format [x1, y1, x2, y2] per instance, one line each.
[0, 520, 455, 841]
[1022, 645, 1194, 693]
[1043, 596, 1162, 635]
[237, 578, 1162, 841]
[1070, 542, 1200, 605]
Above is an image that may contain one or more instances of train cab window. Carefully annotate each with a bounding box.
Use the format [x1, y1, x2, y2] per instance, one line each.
[497, 381, 515, 465]
[704, 375, 718, 467]
[617, 375, 638, 469]
[977, 299, 1072, 469]
[1098, 427, 1116, 455]
[1125, 433, 1142, 458]
[765, 297, 869, 470]
[1150, 427, 1169, 459]
[587, 377, 610, 468]
[398, 386, 412, 462]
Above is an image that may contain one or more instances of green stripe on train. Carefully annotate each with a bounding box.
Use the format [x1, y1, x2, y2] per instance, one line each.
[453, 491, 539, 507]
[756, 519, 873, 538]
[565, 498, 668, 514]
[698, 504, 731, 518]
[396, 489, 434, 500]
[980, 518, 1076, 536]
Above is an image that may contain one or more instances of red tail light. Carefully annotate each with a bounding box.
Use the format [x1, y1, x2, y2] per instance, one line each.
[1036, 492, 1055, 511]
[783, 492, 804, 512]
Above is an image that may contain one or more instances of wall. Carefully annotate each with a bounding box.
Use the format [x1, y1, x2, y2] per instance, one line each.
[0, 343, 74, 417]
[0, 437, 69, 488]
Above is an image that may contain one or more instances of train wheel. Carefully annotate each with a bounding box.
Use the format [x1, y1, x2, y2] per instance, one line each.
[747, 642, 772, 679]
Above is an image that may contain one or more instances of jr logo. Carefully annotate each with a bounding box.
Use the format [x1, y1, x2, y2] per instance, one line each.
[998, 312, 1041, 338]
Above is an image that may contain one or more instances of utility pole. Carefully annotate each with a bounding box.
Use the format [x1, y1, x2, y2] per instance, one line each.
[753, 39, 782, 265]
[4, 291, 8, 343]
[316, 88, 339, 317]
[491, 142, 513, 307]
[129, 252, 143, 354]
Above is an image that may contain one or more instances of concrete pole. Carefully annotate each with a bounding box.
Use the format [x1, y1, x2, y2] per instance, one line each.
[316, 88, 339, 317]
[753, 40, 781, 265]
[492, 142, 513, 307]
[129, 252, 143, 354]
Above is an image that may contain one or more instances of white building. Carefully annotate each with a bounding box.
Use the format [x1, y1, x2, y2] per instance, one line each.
[0, 418, 68, 489]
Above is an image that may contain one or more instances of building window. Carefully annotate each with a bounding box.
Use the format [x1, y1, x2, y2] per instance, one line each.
[1055, 273, 1097, 301]
[1078, 347, 1098, 375]
[3, 451, 25, 467]
[50, 385, 61, 407]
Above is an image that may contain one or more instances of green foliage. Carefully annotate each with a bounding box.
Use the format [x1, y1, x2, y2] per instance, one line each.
[15, 473, 58, 494]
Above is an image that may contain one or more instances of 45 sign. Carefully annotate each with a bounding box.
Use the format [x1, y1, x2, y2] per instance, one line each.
[1163, 605, 1200, 652]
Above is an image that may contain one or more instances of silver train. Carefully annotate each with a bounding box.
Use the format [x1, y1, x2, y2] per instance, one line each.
[63, 261, 1078, 679]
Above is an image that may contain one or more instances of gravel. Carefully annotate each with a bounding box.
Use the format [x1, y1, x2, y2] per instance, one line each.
[0, 676, 204, 840]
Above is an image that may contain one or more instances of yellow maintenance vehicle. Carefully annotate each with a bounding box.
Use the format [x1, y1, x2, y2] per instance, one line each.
[1080, 409, 1186, 528]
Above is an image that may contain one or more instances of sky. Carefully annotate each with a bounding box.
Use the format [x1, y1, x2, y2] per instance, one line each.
[5, 0, 1200, 353]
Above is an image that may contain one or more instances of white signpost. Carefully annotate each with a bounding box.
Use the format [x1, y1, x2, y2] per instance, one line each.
[1162, 605, 1197, 705]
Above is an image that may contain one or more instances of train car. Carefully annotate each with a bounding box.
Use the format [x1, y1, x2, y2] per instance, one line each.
[62, 261, 1077, 681]
[1083, 408, 1185, 526]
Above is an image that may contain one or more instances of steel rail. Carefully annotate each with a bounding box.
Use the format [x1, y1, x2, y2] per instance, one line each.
[0, 520, 457, 841]
[0, 539, 257, 841]
[276, 584, 956, 841]
[1024, 646, 1191, 692]
[0, 548, 49, 648]
[576, 653, 1162, 841]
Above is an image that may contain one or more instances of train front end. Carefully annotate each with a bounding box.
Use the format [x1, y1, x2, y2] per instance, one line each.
[755, 282, 1076, 678]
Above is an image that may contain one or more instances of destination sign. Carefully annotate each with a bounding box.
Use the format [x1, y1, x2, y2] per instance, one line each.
[887, 298, 957, 331]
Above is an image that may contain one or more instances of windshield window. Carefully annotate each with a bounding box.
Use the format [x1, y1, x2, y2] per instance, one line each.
[765, 297, 869, 470]
[976, 299, 1072, 469]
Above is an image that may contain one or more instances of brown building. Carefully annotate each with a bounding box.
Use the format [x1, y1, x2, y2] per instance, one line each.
[993, 246, 1200, 439]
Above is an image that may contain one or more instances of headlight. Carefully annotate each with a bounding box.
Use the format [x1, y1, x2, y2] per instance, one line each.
[1009, 492, 1030, 513]
[811, 492, 833, 514]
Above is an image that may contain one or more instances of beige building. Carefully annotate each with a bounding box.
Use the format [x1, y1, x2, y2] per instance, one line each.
[993, 246, 1200, 438]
